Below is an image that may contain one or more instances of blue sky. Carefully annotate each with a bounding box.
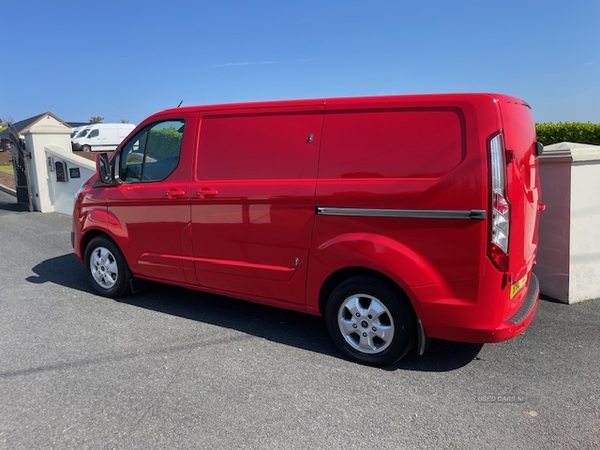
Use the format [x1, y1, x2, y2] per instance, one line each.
[2, 0, 599, 125]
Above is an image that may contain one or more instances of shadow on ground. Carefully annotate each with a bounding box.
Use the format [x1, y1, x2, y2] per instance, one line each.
[26, 253, 92, 292]
[28, 253, 483, 372]
[0, 198, 28, 213]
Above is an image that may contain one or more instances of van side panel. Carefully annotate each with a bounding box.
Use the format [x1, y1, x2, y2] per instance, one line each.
[318, 109, 465, 179]
[308, 96, 528, 342]
[313, 103, 489, 287]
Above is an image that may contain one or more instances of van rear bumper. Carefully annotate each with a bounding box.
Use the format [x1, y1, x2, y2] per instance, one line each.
[424, 273, 540, 343]
[507, 272, 539, 326]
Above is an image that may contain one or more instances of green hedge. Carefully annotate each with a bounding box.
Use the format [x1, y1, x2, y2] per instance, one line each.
[535, 122, 600, 146]
[147, 127, 183, 159]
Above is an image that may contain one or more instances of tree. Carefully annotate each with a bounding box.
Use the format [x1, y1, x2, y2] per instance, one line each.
[89, 116, 104, 124]
[1, 116, 15, 126]
[120, 119, 130, 124]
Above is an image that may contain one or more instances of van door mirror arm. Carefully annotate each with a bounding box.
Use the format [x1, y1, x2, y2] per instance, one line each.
[112, 151, 123, 184]
[96, 152, 121, 185]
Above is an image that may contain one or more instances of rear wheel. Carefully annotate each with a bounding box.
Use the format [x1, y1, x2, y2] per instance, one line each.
[325, 276, 415, 366]
[84, 236, 131, 298]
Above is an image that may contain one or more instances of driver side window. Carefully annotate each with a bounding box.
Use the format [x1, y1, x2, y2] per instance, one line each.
[119, 119, 185, 183]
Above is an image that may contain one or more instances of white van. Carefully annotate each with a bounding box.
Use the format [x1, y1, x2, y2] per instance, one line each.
[72, 123, 135, 152]
[70, 126, 87, 140]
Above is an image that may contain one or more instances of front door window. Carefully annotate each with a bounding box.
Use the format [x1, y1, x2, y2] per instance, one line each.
[120, 119, 185, 183]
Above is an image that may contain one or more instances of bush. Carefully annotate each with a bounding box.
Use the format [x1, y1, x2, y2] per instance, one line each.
[535, 122, 600, 146]
[147, 127, 183, 159]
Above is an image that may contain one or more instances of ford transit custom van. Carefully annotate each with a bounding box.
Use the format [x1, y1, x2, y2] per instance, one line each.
[73, 94, 543, 366]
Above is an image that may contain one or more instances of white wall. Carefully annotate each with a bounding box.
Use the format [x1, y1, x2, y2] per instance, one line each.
[45, 145, 95, 215]
[534, 142, 600, 303]
[534, 157, 571, 301]
[569, 160, 600, 301]
[22, 117, 95, 215]
[24, 122, 71, 212]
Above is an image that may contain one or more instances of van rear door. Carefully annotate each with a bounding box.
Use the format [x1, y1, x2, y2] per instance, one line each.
[498, 96, 542, 305]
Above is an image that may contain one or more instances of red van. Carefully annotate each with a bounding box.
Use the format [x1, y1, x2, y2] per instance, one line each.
[72, 94, 543, 366]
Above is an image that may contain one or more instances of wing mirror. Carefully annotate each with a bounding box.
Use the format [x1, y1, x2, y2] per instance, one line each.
[96, 153, 112, 184]
[535, 142, 544, 156]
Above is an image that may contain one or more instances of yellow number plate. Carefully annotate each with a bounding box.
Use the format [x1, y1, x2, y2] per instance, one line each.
[510, 274, 528, 299]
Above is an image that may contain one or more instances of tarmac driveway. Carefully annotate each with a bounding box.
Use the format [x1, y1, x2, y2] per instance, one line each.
[0, 190, 599, 450]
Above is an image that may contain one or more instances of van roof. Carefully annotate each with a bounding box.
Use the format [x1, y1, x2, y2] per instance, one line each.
[154, 93, 528, 118]
[79, 123, 135, 126]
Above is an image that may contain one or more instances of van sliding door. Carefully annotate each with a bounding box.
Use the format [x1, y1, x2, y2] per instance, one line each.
[191, 108, 323, 306]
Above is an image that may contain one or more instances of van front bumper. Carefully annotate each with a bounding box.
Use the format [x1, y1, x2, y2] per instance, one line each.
[72, 142, 82, 151]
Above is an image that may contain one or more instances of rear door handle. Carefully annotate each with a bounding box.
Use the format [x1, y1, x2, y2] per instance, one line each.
[196, 188, 219, 199]
[165, 189, 186, 199]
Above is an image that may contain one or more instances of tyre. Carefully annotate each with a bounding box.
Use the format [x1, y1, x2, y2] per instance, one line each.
[325, 276, 415, 366]
[81, 145, 91, 152]
[84, 236, 131, 298]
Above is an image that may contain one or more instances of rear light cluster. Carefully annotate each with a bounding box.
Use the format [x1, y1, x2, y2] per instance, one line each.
[488, 133, 510, 272]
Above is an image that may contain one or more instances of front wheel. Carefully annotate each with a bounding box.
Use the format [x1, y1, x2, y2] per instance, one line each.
[84, 236, 131, 298]
[325, 276, 415, 366]
[81, 145, 91, 152]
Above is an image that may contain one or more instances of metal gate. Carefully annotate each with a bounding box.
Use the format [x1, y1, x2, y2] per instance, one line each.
[9, 128, 33, 211]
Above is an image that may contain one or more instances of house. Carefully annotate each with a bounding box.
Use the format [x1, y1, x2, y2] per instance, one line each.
[0, 113, 87, 149]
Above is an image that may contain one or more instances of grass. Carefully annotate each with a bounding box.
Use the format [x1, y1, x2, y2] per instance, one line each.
[0, 165, 13, 175]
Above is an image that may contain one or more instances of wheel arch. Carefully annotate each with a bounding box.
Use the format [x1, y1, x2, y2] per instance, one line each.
[310, 232, 438, 319]
[318, 267, 416, 319]
[81, 229, 118, 262]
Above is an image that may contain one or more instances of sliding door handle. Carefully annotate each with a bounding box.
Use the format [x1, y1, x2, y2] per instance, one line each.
[196, 188, 219, 199]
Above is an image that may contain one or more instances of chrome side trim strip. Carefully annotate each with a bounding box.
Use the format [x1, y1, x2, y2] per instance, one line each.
[316, 207, 486, 220]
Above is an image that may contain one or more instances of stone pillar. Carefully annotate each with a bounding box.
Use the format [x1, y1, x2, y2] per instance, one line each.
[23, 123, 72, 213]
[534, 142, 600, 303]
